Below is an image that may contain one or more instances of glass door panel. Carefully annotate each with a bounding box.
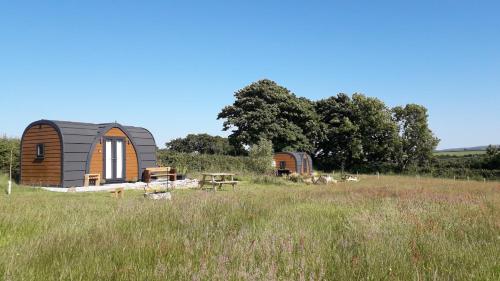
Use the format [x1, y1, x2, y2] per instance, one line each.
[105, 140, 113, 179]
[116, 140, 123, 179]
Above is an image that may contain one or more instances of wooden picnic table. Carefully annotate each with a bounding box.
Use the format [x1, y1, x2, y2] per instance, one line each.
[199, 173, 238, 191]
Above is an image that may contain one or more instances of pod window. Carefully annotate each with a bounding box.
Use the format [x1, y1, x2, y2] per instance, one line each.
[36, 143, 45, 159]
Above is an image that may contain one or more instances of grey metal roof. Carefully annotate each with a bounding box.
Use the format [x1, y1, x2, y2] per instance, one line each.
[22, 120, 157, 187]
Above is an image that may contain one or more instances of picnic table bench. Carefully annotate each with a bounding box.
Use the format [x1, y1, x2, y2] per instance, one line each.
[143, 167, 177, 183]
[143, 167, 176, 192]
[199, 173, 238, 191]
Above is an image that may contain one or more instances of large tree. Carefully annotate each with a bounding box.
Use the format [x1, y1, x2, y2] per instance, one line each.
[314, 94, 361, 169]
[350, 94, 399, 164]
[392, 104, 440, 170]
[314, 93, 398, 170]
[218, 79, 322, 153]
[218, 80, 440, 172]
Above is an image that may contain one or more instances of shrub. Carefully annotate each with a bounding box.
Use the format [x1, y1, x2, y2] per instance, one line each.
[250, 175, 289, 185]
[0, 137, 20, 180]
[288, 173, 304, 183]
[248, 139, 274, 174]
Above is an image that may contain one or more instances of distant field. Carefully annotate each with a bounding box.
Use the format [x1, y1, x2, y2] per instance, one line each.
[434, 150, 486, 156]
[1, 174, 499, 280]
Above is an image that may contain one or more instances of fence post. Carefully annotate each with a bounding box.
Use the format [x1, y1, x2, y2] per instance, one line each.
[377, 172, 380, 180]
[7, 147, 13, 195]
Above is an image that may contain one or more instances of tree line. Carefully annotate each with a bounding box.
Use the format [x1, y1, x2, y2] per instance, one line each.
[166, 79, 440, 172]
[215, 79, 439, 172]
[153, 79, 500, 176]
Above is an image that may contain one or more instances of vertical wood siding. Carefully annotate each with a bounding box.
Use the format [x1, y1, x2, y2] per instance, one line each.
[89, 127, 139, 181]
[21, 124, 62, 186]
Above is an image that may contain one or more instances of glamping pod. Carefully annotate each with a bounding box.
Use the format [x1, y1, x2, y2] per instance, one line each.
[20, 120, 157, 187]
[273, 152, 313, 175]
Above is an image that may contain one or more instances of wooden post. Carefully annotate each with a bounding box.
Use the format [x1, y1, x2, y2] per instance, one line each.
[377, 172, 380, 180]
[7, 147, 13, 195]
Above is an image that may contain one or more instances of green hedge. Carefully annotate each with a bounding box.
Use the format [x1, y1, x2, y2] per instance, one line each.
[409, 167, 500, 181]
[157, 150, 257, 174]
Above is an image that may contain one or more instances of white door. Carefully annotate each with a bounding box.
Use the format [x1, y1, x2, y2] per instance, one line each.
[104, 138, 125, 182]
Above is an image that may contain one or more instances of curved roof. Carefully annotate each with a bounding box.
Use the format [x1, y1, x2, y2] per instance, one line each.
[274, 152, 313, 174]
[21, 120, 157, 187]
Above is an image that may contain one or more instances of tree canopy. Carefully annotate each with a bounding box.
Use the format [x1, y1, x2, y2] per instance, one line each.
[393, 104, 440, 170]
[165, 134, 236, 155]
[314, 93, 399, 170]
[218, 79, 440, 171]
[217, 79, 321, 153]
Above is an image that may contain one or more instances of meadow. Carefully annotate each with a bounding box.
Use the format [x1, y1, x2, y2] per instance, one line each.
[433, 150, 486, 157]
[0, 174, 499, 280]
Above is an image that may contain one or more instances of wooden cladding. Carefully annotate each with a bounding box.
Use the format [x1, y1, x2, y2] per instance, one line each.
[89, 127, 139, 182]
[20, 120, 155, 188]
[21, 124, 62, 186]
[273, 152, 313, 175]
[273, 153, 297, 173]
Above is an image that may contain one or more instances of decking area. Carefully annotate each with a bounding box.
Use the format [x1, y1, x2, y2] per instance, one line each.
[39, 178, 199, 193]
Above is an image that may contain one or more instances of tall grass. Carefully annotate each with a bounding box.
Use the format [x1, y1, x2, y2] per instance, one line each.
[1, 175, 499, 280]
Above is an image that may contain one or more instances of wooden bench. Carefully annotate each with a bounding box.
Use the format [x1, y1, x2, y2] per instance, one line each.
[199, 173, 238, 191]
[143, 167, 177, 183]
[84, 173, 100, 187]
[110, 187, 124, 198]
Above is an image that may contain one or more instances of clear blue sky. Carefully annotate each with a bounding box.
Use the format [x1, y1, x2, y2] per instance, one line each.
[1, 1, 498, 149]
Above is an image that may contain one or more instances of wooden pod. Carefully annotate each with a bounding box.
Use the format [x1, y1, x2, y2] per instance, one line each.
[273, 152, 313, 175]
[20, 120, 157, 188]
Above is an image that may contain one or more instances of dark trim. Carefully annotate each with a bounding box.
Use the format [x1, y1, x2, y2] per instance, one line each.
[307, 154, 313, 174]
[136, 126, 157, 168]
[20, 120, 64, 187]
[302, 154, 310, 174]
[125, 125, 157, 170]
[36, 143, 45, 159]
[84, 123, 142, 180]
[102, 137, 126, 183]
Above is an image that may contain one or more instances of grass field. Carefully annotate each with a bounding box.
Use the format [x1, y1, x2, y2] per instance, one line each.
[1, 174, 499, 280]
[434, 150, 486, 156]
